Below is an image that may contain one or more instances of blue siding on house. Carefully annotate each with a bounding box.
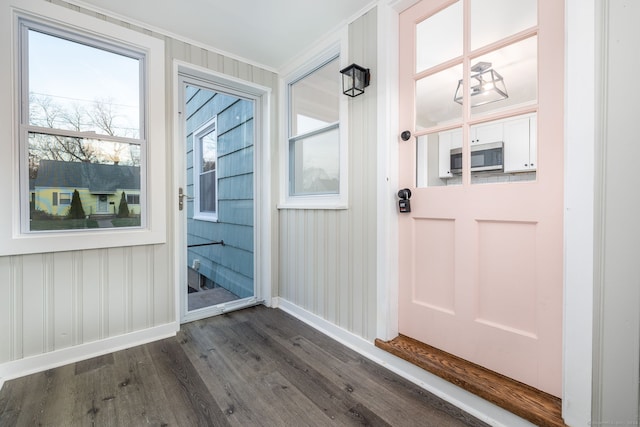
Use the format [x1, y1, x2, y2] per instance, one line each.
[186, 86, 254, 299]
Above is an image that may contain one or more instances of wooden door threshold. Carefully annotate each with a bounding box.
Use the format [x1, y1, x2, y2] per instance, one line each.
[375, 335, 565, 427]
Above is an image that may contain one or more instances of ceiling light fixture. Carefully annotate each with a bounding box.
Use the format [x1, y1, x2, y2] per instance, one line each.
[454, 61, 508, 107]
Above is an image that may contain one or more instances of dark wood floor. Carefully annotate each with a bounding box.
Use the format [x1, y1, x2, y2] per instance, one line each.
[0, 306, 489, 426]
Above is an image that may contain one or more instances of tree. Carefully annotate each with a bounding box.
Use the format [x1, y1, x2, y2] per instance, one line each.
[117, 192, 130, 218]
[28, 94, 139, 177]
[67, 189, 85, 219]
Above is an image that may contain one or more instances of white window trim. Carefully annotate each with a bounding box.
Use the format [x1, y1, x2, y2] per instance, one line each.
[0, 0, 166, 256]
[193, 116, 218, 222]
[278, 30, 349, 210]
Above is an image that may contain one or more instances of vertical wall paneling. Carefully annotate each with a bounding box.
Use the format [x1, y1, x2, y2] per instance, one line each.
[80, 250, 100, 343]
[325, 210, 338, 325]
[72, 251, 82, 347]
[106, 248, 125, 337]
[130, 247, 149, 331]
[44, 253, 54, 354]
[0, 258, 10, 362]
[315, 212, 325, 314]
[52, 252, 74, 351]
[338, 210, 350, 330]
[21, 254, 45, 358]
[0, 0, 277, 376]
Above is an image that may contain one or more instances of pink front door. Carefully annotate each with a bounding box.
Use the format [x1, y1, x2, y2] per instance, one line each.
[397, 0, 564, 396]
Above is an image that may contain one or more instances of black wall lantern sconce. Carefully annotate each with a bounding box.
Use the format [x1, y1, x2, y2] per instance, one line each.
[340, 63, 370, 97]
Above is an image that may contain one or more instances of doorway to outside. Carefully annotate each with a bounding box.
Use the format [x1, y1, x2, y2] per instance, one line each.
[177, 66, 266, 323]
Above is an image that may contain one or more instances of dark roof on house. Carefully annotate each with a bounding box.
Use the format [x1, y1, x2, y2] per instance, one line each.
[33, 160, 140, 194]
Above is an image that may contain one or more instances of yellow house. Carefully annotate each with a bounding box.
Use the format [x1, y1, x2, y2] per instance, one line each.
[31, 160, 141, 217]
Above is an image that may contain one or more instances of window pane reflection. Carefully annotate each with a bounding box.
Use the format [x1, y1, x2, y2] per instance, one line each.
[28, 133, 142, 230]
[290, 58, 339, 136]
[416, 1, 463, 73]
[290, 126, 339, 195]
[471, 0, 537, 51]
[28, 30, 141, 138]
[416, 64, 463, 131]
[470, 36, 538, 118]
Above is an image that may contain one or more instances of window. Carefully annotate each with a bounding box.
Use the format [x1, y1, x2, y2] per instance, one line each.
[20, 18, 144, 231]
[59, 192, 71, 205]
[1, 1, 166, 256]
[282, 49, 347, 208]
[193, 117, 218, 221]
[126, 194, 140, 205]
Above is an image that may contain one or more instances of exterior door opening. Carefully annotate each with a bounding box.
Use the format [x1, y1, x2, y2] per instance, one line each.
[178, 73, 257, 323]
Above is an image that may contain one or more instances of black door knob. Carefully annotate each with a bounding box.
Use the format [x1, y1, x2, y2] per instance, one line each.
[397, 188, 412, 200]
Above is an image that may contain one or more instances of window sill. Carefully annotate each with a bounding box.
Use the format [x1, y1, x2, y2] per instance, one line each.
[277, 198, 348, 210]
[193, 215, 219, 223]
[277, 192, 349, 210]
[2, 227, 166, 256]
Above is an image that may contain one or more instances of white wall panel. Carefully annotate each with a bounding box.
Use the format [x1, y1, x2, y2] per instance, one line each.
[0, 257, 13, 362]
[130, 246, 152, 331]
[52, 252, 75, 351]
[80, 250, 102, 344]
[21, 255, 45, 358]
[106, 247, 126, 337]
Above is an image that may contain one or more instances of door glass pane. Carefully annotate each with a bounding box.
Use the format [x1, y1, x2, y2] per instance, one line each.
[416, 1, 463, 73]
[470, 36, 538, 118]
[416, 129, 462, 188]
[416, 64, 463, 130]
[183, 83, 255, 320]
[471, 0, 537, 51]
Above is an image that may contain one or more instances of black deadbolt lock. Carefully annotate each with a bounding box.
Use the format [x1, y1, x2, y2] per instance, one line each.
[400, 130, 412, 141]
[397, 188, 412, 213]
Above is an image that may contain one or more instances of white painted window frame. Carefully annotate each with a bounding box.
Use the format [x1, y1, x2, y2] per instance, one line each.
[278, 33, 349, 210]
[0, 0, 166, 255]
[192, 116, 218, 222]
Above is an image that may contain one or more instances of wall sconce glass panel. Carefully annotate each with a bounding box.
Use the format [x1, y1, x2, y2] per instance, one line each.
[340, 63, 370, 97]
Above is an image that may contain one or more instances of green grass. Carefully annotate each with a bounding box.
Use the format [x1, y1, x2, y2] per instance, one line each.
[30, 218, 100, 230]
[29, 215, 141, 231]
[111, 217, 141, 227]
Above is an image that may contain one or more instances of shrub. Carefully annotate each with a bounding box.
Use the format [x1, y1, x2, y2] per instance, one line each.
[117, 191, 130, 218]
[67, 189, 85, 219]
[31, 209, 54, 220]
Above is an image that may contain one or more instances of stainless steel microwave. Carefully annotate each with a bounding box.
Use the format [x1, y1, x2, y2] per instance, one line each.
[450, 141, 504, 174]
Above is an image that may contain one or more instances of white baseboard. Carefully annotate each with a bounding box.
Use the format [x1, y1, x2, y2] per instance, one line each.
[0, 322, 179, 391]
[274, 297, 536, 427]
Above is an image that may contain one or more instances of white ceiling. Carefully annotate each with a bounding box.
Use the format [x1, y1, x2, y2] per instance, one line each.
[73, 0, 373, 71]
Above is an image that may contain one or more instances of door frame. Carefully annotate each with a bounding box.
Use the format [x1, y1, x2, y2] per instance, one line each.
[172, 61, 272, 323]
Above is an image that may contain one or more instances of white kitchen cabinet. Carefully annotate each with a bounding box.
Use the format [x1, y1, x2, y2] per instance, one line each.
[504, 114, 537, 173]
[438, 128, 462, 178]
[471, 121, 503, 145]
[436, 114, 535, 178]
